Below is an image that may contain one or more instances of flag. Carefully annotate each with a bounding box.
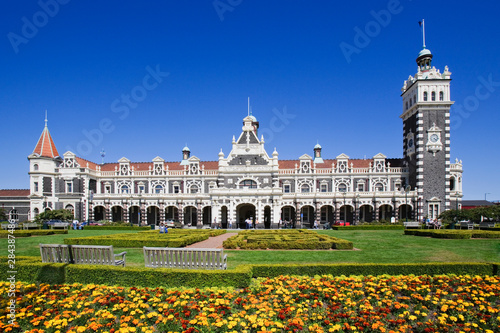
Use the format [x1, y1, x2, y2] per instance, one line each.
[418, 21, 422, 27]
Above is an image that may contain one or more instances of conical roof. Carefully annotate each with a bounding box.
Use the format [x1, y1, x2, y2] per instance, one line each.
[33, 122, 59, 158]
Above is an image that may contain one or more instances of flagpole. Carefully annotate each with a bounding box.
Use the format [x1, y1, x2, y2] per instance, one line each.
[422, 19, 426, 48]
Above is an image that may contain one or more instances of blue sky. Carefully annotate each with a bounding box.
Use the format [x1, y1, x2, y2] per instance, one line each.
[1, 0, 499, 201]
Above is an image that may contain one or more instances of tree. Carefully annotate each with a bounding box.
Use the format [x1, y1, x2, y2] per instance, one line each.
[34, 209, 74, 222]
[0, 208, 8, 221]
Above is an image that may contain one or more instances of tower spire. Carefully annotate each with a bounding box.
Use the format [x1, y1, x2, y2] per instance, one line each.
[45, 110, 48, 127]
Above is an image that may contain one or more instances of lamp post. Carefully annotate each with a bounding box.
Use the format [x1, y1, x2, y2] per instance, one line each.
[342, 191, 347, 224]
[405, 185, 411, 222]
[355, 193, 360, 225]
[485, 193, 491, 201]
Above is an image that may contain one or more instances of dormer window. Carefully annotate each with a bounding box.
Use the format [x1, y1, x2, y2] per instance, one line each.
[239, 180, 257, 189]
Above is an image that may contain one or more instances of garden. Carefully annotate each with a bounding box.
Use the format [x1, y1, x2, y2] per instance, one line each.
[1, 227, 499, 332]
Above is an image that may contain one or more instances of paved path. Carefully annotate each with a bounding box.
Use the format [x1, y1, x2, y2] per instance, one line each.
[185, 232, 238, 249]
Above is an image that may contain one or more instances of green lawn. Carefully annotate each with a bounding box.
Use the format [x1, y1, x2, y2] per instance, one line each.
[2, 229, 499, 269]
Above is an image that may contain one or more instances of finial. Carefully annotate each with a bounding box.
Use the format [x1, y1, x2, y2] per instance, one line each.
[248, 97, 250, 117]
[44, 110, 48, 127]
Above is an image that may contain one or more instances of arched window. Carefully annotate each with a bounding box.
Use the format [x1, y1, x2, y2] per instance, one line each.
[33, 208, 39, 216]
[413, 95, 416, 104]
[431, 91, 436, 101]
[409, 99, 412, 107]
[338, 184, 347, 192]
[423, 91, 428, 101]
[155, 185, 163, 194]
[301, 184, 310, 193]
[65, 204, 74, 214]
[375, 183, 384, 192]
[121, 185, 129, 194]
[9, 209, 18, 221]
[449, 177, 455, 191]
[190, 185, 198, 193]
[33, 164, 39, 171]
[406, 102, 408, 110]
[439, 91, 444, 101]
[239, 180, 257, 189]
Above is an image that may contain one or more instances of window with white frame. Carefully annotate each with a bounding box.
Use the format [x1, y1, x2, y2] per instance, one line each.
[320, 183, 328, 192]
[66, 182, 73, 193]
[121, 185, 130, 194]
[65, 204, 74, 214]
[173, 185, 180, 194]
[105, 185, 111, 194]
[374, 183, 384, 191]
[138, 185, 145, 193]
[33, 164, 39, 171]
[34, 182, 39, 192]
[423, 91, 428, 101]
[283, 184, 291, 193]
[190, 185, 198, 193]
[338, 183, 347, 192]
[155, 185, 163, 194]
[357, 183, 365, 192]
[439, 91, 444, 101]
[301, 184, 310, 193]
[239, 180, 257, 189]
[428, 203, 440, 220]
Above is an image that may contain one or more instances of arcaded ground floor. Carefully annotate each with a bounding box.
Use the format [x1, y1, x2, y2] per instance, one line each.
[88, 202, 414, 228]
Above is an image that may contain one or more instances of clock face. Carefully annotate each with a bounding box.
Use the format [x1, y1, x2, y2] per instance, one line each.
[430, 134, 439, 143]
[408, 139, 413, 148]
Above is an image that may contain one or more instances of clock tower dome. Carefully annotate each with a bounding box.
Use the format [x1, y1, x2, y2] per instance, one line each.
[400, 21, 454, 221]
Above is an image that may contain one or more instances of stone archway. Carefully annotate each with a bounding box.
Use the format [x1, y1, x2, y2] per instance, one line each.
[320, 205, 335, 225]
[111, 206, 123, 222]
[280, 205, 296, 228]
[147, 206, 160, 225]
[300, 205, 315, 228]
[399, 204, 413, 221]
[184, 206, 198, 226]
[359, 204, 374, 222]
[129, 206, 140, 225]
[379, 204, 393, 221]
[237, 203, 255, 229]
[263, 206, 271, 229]
[93, 206, 105, 221]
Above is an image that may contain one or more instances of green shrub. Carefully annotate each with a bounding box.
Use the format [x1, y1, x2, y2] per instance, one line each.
[250, 262, 495, 278]
[333, 225, 403, 230]
[0, 229, 67, 238]
[84, 226, 150, 230]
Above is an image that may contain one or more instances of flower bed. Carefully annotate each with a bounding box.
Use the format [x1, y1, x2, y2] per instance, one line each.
[1, 274, 499, 332]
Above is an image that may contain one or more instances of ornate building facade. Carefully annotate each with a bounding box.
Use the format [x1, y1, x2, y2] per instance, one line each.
[26, 47, 463, 227]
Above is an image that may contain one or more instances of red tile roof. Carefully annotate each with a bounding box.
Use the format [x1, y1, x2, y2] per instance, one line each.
[33, 125, 59, 158]
[0, 189, 30, 197]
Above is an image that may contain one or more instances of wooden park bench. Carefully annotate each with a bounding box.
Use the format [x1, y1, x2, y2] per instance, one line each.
[458, 221, 474, 230]
[40, 244, 127, 266]
[403, 221, 421, 228]
[23, 222, 41, 230]
[1, 223, 20, 230]
[143, 247, 227, 270]
[51, 222, 70, 229]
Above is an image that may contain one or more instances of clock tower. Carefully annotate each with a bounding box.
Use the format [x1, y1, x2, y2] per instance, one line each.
[400, 26, 454, 221]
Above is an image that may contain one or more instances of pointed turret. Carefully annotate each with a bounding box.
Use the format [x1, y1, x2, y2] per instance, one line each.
[32, 114, 59, 158]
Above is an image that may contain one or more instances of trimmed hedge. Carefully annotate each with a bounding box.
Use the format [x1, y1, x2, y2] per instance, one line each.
[250, 262, 496, 278]
[84, 226, 151, 230]
[223, 229, 353, 250]
[64, 229, 225, 247]
[0, 229, 68, 238]
[405, 229, 500, 239]
[332, 225, 404, 230]
[65, 264, 253, 288]
[2, 256, 498, 289]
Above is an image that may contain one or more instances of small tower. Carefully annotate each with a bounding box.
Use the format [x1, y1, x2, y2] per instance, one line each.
[28, 113, 62, 216]
[313, 143, 324, 164]
[180, 145, 190, 165]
